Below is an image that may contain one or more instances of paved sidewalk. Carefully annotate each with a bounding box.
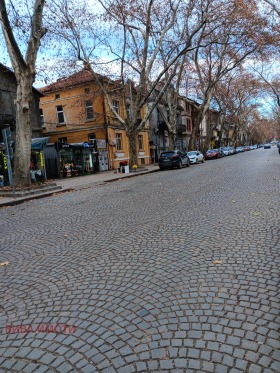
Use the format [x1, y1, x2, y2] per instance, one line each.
[0, 164, 160, 207]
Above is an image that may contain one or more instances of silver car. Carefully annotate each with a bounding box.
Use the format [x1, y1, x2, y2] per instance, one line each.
[186, 151, 205, 164]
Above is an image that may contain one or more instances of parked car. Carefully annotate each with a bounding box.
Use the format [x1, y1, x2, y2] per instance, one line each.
[264, 143, 271, 149]
[159, 150, 190, 170]
[235, 146, 244, 153]
[186, 150, 205, 164]
[205, 149, 221, 160]
[220, 147, 230, 156]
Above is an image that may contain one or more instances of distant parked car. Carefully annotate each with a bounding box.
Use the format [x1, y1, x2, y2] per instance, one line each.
[220, 147, 230, 156]
[205, 149, 221, 160]
[264, 143, 271, 149]
[243, 145, 250, 151]
[186, 151, 205, 164]
[159, 150, 190, 170]
[236, 146, 244, 153]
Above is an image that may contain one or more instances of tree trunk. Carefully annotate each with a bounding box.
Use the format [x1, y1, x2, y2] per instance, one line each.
[127, 130, 138, 169]
[189, 116, 201, 151]
[203, 136, 211, 152]
[13, 73, 33, 187]
[168, 131, 176, 150]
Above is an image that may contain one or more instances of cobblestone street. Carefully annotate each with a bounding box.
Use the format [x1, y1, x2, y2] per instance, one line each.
[0, 148, 279, 372]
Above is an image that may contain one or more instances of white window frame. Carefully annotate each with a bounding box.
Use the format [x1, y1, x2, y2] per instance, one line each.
[138, 134, 144, 150]
[56, 105, 65, 124]
[112, 100, 119, 115]
[85, 101, 94, 120]
[116, 133, 122, 150]
[40, 108, 44, 126]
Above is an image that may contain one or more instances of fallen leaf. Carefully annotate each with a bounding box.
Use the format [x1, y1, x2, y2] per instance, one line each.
[253, 212, 260, 216]
[176, 198, 180, 202]
[213, 260, 222, 265]
[0, 261, 10, 266]
[231, 200, 237, 203]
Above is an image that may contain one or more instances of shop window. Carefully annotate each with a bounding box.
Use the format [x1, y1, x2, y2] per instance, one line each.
[138, 134, 144, 150]
[116, 133, 122, 150]
[85, 101, 94, 120]
[113, 100, 119, 115]
[88, 133, 96, 144]
[58, 137, 67, 143]
[56, 105, 65, 124]
[40, 109, 44, 126]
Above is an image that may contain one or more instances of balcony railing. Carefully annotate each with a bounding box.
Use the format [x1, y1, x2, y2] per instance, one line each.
[177, 124, 187, 133]
[0, 114, 15, 129]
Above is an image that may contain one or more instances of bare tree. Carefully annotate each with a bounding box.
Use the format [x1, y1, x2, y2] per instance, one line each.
[188, 0, 269, 151]
[0, 0, 47, 187]
[47, 0, 221, 167]
[214, 70, 261, 146]
[261, 0, 280, 17]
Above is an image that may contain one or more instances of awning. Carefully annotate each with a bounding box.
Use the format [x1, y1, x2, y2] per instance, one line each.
[31, 137, 49, 150]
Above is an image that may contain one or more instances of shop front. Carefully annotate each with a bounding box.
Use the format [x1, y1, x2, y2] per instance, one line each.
[56, 142, 99, 178]
[30, 137, 49, 182]
[0, 146, 8, 186]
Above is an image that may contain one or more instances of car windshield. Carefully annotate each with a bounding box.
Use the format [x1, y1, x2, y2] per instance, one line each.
[160, 152, 175, 157]
[187, 151, 197, 156]
[207, 150, 214, 153]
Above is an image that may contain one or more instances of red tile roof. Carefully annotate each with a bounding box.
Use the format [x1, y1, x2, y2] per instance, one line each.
[39, 68, 96, 93]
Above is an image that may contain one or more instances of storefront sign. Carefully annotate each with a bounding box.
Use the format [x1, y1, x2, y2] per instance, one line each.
[96, 139, 107, 149]
[31, 137, 49, 150]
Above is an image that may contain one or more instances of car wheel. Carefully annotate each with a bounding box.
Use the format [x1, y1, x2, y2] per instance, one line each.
[201, 158, 205, 163]
[178, 161, 182, 169]
[159, 167, 164, 171]
[186, 159, 190, 167]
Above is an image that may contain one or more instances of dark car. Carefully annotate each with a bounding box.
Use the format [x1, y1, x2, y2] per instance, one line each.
[159, 150, 190, 170]
[205, 149, 221, 160]
[264, 143, 271, 149]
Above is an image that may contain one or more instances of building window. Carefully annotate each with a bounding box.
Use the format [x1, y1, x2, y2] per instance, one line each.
[56, 105, 65, 124]
[85, 101, 94, 120]
[40, 109, 44, 126]
[55, 94, 60, 99]
[58, 137, 67, 143]
[116, 133, 122, 150]
[84, 88, 90, 94]
[138, 134, 144, 150]
[88, 133, 96, 144]
[113, 100, 119, 114]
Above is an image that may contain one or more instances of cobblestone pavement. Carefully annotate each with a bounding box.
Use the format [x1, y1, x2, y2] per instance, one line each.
[0, 148, 279, 373]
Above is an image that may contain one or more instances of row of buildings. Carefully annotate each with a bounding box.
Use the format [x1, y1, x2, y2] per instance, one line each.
[0, 63, 242, 180]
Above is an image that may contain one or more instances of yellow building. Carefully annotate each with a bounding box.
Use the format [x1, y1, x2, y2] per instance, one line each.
[39, 68, 150, 175]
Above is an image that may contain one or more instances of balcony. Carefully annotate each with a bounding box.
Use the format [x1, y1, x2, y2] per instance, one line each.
[0, 114, 15, 130]
[177, 124, 187, 133]
[158, 121, 169, 132]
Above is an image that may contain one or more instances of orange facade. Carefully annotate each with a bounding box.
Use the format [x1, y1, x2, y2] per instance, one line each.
[40, 69, 150, 170]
